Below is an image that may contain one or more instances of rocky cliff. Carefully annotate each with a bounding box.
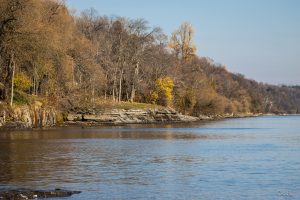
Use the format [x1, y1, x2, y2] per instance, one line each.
[65, 108, 200, 126]
[0, 104, 201, 129]
[0, 102, 57, 129]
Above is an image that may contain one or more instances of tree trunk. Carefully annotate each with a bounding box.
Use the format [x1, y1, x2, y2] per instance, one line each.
[104, 73, 108, 100]
[130, 62, 139, 102]
[112, 72, 115, 102]
[130, 85, 135, 103]
[91, 80, 95, 107]
[32, 77, 35, 95]
[35, 80, 39, 96]
[118, 68, 123, 102]
[72, 59, 75, 87]
[32, 66, 38, 96]
[112, 68, 117, 102]
[10, 54, 15, 106]
[112, 84, 116, 102]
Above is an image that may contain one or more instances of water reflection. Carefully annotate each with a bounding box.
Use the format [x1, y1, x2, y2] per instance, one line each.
[0, 139, 75, 187]
[0, 116, 299, 199]
[0, 125, 227, 191]
[0, 127, 235, 141]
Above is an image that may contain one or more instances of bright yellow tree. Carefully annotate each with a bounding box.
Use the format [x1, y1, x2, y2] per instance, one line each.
[155, 77, 174, 107]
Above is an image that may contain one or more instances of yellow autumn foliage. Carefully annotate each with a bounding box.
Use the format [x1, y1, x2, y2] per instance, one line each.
[149, 90, 159, 104]
[155, 77, 174, 107]
[14, 72, 32, 92]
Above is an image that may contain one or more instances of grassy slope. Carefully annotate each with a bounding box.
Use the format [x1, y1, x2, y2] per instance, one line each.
[92, 99, 166, 110]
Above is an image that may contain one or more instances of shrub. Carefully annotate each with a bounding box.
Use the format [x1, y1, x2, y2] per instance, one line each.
[13, 91, 30, 105]
[155, 77, 174, 107]
[14, 72, 32, 92]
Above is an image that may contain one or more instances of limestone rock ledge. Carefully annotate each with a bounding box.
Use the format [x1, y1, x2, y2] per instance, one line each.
[0, 105, 201, 129]
[65, 108, 199, 125]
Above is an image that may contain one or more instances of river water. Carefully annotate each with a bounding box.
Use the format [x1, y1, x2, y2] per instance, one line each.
[0, 116, 299, 199]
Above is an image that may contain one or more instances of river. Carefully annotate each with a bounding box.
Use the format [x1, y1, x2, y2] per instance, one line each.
[0, 116, 299, 199]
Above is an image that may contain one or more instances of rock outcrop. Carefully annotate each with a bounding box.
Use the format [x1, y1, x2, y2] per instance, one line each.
[0, 104, 201, 129]
[0, 102, 57, 130]
[65, 108, 199, 125]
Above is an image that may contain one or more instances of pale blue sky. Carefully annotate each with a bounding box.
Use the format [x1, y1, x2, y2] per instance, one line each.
[67, 0, 300, 85]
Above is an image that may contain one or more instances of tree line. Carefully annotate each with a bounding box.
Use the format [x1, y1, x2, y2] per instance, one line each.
[0, 0, 299, 115]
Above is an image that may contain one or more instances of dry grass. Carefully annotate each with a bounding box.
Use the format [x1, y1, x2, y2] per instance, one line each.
[94, 98, 165, 110]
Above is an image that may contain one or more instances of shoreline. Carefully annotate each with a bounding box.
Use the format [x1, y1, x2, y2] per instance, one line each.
[52, 113, 300, 129]
[0, 109, 300, 131]
[1, 103, 299, 131]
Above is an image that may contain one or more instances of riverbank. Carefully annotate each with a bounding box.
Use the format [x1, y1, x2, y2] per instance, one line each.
[63, 109, 271, 127]
[0, 101, 288, 130]
[64, 108, 200, 126]
[0, 103, 201, 129]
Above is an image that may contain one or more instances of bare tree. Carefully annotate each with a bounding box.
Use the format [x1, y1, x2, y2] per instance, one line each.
[169, 22, 197, 62]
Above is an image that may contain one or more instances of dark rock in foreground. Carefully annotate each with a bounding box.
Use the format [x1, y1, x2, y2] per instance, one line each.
[0, 189, 81, 199]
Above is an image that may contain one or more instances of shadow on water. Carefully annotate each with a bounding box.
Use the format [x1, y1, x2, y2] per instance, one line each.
[0, 119, 252, 141]
[0, 137, 75, 185]
[0, 127, 239, 141]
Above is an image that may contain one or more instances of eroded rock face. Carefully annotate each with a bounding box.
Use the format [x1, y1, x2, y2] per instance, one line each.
[0, 103, 57, 129]
[66, 108, 199, 125]
[0, 105, 200, 129]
